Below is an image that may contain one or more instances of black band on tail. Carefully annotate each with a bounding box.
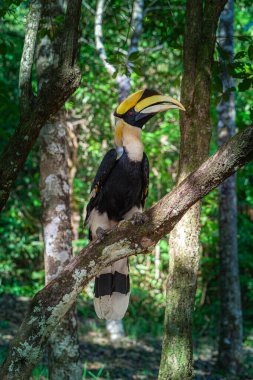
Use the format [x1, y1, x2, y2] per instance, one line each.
[114, 271, 130, 294]
[94, 273, 113, 297]
[94, 271, 130, 298]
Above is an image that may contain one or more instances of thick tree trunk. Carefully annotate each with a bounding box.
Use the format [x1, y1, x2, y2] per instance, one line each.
[40, 114, 82, 380]
[217, 0, 243, 375]
[1, 125, 253, 380]
[37, 2, 82, 378]
[0, 0, 81, 212]
[159, 1, 227, 379]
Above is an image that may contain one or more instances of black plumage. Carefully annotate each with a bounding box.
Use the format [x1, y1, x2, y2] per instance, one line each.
[86, 146, 149, 319]
[85, 148, 149, 231]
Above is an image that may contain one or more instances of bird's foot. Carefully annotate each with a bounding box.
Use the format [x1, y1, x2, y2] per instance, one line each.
[96, 227, 106, 239]
[132, 212, 148, 225]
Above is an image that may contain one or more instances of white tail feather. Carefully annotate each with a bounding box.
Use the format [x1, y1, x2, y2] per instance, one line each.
[94, 258, 130, 320]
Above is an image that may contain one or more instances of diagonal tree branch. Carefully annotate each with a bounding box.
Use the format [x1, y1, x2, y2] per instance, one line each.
[1, 125, 253, 380]
[0, 0, 82, 212]
[19, 0, 42, 120]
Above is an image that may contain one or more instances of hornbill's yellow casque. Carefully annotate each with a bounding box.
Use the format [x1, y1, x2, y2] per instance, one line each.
[85, 89, 185, 320]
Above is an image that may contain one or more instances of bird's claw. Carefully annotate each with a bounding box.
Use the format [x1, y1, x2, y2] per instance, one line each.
[132, 212, 148, 225]
[96, 227, 106, 239]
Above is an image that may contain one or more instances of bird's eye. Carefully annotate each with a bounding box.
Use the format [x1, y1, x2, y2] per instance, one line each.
[128, 110, 133, 115]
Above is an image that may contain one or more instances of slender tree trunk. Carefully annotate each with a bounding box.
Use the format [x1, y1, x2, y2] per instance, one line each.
[158, 1, 227, 379]
[40, 114, 82, 380]
[217, 0, 243, 375]
[38, 2, 82, 378]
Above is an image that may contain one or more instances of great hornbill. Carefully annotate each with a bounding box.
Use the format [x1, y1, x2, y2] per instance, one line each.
[85, 89, 185, 320]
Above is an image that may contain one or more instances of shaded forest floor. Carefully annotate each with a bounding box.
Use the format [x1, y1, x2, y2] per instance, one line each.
[0, 294, 252, 379]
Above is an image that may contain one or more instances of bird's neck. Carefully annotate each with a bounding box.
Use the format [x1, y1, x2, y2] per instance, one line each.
[115, 120, 143, 162]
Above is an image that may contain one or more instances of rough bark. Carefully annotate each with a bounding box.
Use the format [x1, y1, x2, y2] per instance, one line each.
[159, 1, 227, 379]
[0, 0, 82, 212]
[37, 2, 82, 378]
[66, 115, 80, 241]
[1, 125, 253, 380]
[217, 0, 243, 375]
[19, 0, 41, 120]
[95, 0, 144, 340]
[40, 115, 82, 380]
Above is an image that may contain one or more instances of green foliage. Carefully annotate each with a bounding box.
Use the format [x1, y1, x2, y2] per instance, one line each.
[0, 0, 25, 18]
[83, 364, 109, 379]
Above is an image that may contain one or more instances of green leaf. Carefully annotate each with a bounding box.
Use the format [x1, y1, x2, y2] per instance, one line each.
[237, 36, 252, 41]
[227, 62, 247, 79]
[238, 78, 252, 92]
[248, 45, 253, 61]
[87, 371, 99, 379]
[213, 75, 223, 93]
[128, 51, 141, 61]
[0, 41, 7, 55]
[112, 70, 118, 79]
[106, 54, 124, 64]
[0, 0, 23, 18]
[234, 51, 246, 60]
[250, 107, 253, 122]
[54, 15, 65, 24]
[217, 45, 230, 61]
[97, 367, 104, 376]
[132, 65, 143, 76]
[237, 36, 252, 42]
[212, 60, 222, 76]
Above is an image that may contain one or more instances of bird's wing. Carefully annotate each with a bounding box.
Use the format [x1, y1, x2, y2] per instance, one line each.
[141, 152, 149, 208]
[85, 148, 118, 224]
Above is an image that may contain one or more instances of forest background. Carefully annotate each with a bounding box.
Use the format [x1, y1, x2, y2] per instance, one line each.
[0, 0, 252, 379]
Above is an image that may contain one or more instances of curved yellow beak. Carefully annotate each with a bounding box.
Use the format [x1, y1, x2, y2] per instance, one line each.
[134, 95, 186, 114]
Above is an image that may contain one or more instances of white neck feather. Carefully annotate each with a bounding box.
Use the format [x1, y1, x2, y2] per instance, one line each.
[115, 121, 143, 162]
[123, 124, 143, 162]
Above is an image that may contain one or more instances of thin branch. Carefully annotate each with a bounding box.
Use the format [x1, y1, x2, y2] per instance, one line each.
[138, 44, 164, 53]
[1, 126, 253, 380]
[19, 0, 42, 120]
[95, 0, 115, 76]
[83, 0, 96, 15]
